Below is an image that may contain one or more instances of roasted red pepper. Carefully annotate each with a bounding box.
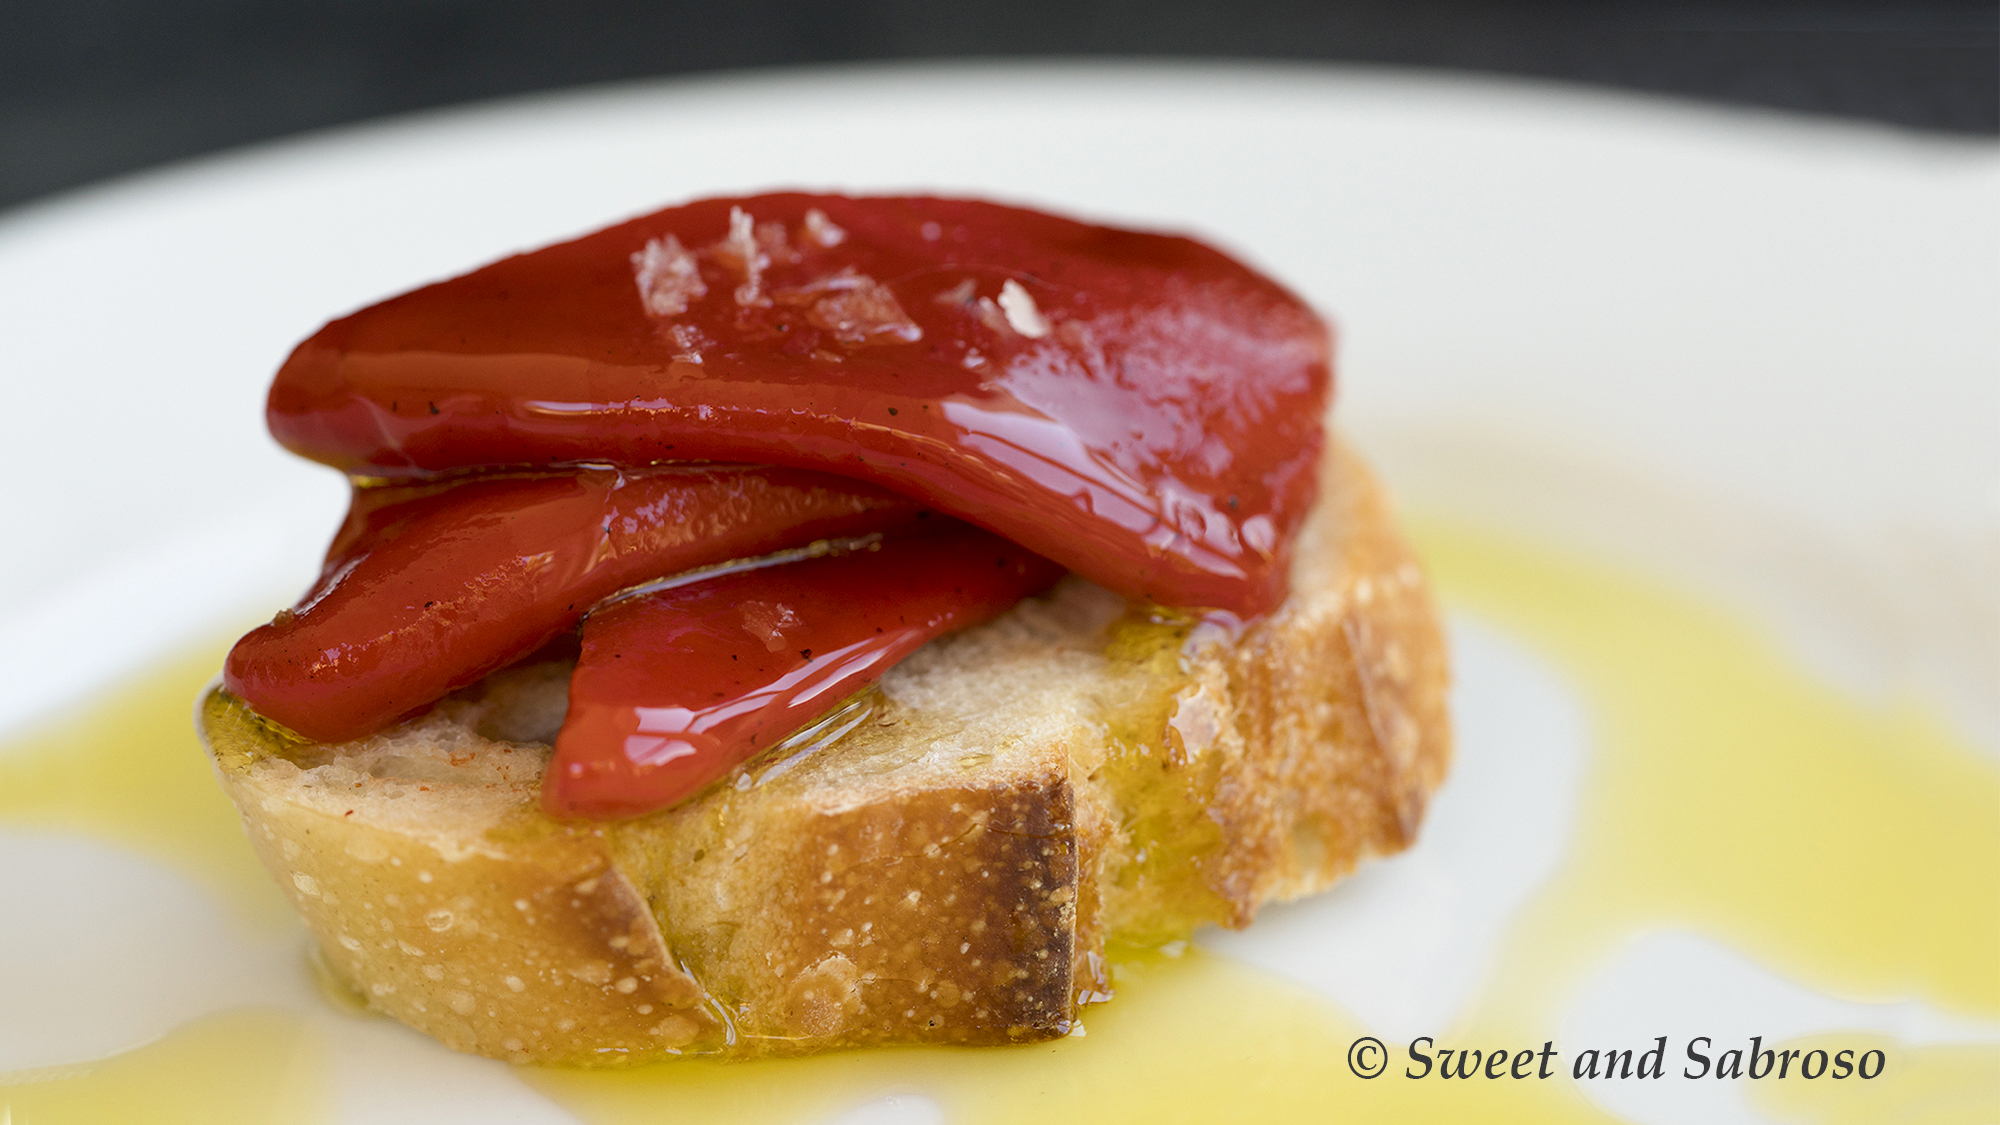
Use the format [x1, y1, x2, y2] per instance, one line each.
[225, 465, 917, 743]
[547, 522, 1063, 818]
[235, 194, 1331, 818]
[268, 194, 1329, 617]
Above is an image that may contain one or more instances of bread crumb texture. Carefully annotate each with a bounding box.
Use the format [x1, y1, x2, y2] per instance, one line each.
[199, 439, 1449, 1063]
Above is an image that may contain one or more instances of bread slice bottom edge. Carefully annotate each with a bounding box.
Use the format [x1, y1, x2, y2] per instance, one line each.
[198, 435, 1451, 1064]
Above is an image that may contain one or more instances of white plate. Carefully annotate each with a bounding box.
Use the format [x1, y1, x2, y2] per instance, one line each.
[1, 62, 1994, 1124]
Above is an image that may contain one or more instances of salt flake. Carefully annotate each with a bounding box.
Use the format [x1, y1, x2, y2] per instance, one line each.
[998, 279, 1050, 338]
[802, 208, 847, 247]
[630, 235, 707, 317]
[778, 267, 922, 345]
[719, 206, 772, 307]
[665, 323, 712, 363]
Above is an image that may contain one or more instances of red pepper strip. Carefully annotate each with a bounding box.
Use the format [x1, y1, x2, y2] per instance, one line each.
[267, 194, 1329, 617]
[224, 465, 919, 743]
[546, 521, 1064, 819]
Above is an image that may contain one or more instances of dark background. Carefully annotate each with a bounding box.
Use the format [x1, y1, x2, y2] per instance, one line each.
[5, 0, 1995, 215]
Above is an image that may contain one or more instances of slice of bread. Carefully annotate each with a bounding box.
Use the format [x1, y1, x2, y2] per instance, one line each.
[198, 436, 1450, 1064]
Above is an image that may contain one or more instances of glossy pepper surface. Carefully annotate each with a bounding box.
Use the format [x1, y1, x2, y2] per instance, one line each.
[268, 194, 1331, 617]
[547, 521, 1063, 818]
[225, 465, 917, 743]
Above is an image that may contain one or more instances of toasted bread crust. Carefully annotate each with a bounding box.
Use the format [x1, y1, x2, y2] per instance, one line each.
[1198, 437, 1452, 919]
[199, 437, 1449, 1063]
